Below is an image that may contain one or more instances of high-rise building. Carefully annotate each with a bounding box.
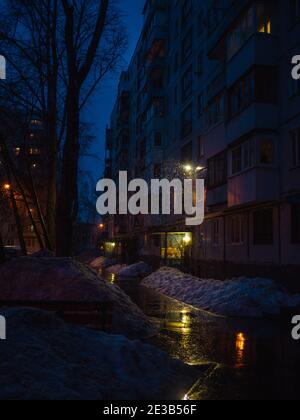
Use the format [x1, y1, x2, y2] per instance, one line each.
[105, 0, 300, 286]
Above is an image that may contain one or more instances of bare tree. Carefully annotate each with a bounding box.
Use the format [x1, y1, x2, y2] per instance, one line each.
[0, 0, 127, 255]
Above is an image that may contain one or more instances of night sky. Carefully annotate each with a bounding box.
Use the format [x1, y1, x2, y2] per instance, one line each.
[81, 0, 145, 181]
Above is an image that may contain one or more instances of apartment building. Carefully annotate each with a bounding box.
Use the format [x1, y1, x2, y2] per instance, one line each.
[105, 0, 300, 286]
[0, 117, 49, 254]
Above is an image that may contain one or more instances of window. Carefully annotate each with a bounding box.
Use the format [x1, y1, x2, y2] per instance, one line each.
[154, 164, 162, 178]
[198, 136, 204, 159]
[230, 216, 244, 244]
[28, 147, 41, 156]
[253, 208, 274, 245]
[205, 93, 225, 129]
[260, 139, 274, 164]
[181, 142, 193, 163]
[154, 132, 162, 147]
[289, 0, 300, 26]
[228, 7, 254, 59]
[13, 147, 21, 156]
[197, 53, 203, 77]
[291, 204, 300, 243]
[182, 66, 193, 102]
[208, 152, 227, 188]
[211, 220, 219, 245]
[181, 104, 193, 138]
[198, 93, 204, 117]
[291, 128, 300, 168]
[182, 0, 192, 28]
[257, 3, 272, 34]
[229, 67, 277, 119]
[231, 139, 254, 175]
[182, 30, 193, 64]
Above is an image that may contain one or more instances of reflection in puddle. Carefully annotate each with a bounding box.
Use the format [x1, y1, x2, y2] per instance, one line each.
[103, 272, 300, 400]
[235, 333, 246, 368]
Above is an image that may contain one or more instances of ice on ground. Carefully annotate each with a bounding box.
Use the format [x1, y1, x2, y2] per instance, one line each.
[0, 257, 156, 338]
[119, 262, 152, 278]
[0, 308, 197, 400]
[142, 267, 300, 318]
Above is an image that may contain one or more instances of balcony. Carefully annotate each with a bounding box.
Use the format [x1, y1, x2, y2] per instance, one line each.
[227, 34, 279, 86]
[227, 103, 278, 145]
[228, 167, 279, 208]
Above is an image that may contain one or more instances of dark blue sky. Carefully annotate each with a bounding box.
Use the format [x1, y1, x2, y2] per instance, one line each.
[81, 0, 145, 180]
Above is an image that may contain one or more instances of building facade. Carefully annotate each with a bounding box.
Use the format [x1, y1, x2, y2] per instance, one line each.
[105, 0, 300, 287]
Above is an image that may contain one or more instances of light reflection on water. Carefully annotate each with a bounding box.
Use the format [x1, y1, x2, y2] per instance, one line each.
[103, 270, 300, 400]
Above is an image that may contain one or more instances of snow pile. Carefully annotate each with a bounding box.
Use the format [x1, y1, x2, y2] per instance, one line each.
[142, 267, 300, 318]
[106, 264, 127, 275]
[89, 257, 118, 271]
[119, 262, 152, 278]
[0, 257, 156, 338]
[76, 249, 102, 264]
[0, 308, 197, 400]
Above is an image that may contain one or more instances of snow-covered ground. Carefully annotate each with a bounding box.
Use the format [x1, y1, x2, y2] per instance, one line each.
[106, 264, 127, 275]
[142, 267, 300, 318]
[0, 308, 197, 400]
[89, 257, 118, 272]
[0, 256, 156, 338]
[118, 262, 152, 278]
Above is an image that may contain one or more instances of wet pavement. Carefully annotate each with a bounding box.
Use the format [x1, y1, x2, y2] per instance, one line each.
[104, 272, 300, 400]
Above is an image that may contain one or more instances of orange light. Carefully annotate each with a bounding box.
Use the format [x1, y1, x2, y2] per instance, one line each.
[99, 224, 105, 230]
[3, 184, 11, 191]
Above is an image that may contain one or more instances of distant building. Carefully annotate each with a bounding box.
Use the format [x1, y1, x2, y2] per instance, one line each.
[0, 117, 49, 254]
[105, 0, 300, 286]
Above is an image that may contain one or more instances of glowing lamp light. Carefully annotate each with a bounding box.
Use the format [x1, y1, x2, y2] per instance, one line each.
[184, 164, 193, 172]
[183, 233, 192, 245]
[3, 184, 11, 191]
[99, 224, 105, 230]
[196, 166, 204, 172]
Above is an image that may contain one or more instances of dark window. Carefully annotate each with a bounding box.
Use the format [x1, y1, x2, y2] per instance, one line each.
[154, 132, 162, 147]
[260, 139, 274, 164]
[229, 67, 277, 119]
[253, 208, 274, 245]
[198, 136, 204, 159]
[181, 142, 193, 163]
[198, 93, 204, 117]
[289, 0, 300, 26]
[182, 30, 193, 64]
[181, 104, 193, 138]
[205, 93, 225, 129]
[154, 164, 162, 178]
[182, 0, 192, 28]
[291, 128, 300, 168]
[208, 152, 227, 188]
[182, 66, 193, 102]
[291, 204, 300, 243]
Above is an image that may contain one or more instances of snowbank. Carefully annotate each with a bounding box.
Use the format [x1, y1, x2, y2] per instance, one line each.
[106, 264, 127, 275]
[119, 262, 152, 278]
[142, 267, 300, 318]
[0, 257, 156, 338]
[0, 308, 197, 400]
[89, 256, 118, 271]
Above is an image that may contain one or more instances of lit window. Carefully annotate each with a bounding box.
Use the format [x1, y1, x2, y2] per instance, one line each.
[28, 148, 41, 156]
[14, 147, 21, 156]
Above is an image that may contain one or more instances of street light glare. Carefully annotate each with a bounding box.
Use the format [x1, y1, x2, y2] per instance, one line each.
[184, 164, 193, 172]
[3, 184, 11, 190]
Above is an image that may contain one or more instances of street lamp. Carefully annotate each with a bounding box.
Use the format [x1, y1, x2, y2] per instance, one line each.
[3, 183, 11, 191]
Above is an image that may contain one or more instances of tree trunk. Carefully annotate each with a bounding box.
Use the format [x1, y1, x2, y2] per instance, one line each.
[0, 231, 6, 263]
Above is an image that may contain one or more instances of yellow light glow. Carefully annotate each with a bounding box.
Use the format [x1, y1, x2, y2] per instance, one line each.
[196, 166, 204, 172]
[3, 184, 11, 191]
[236, 332, 246, 367]
[183, 233, 192, 245]
[184, 164, 193, 172]
[99, 224, 105, 229]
